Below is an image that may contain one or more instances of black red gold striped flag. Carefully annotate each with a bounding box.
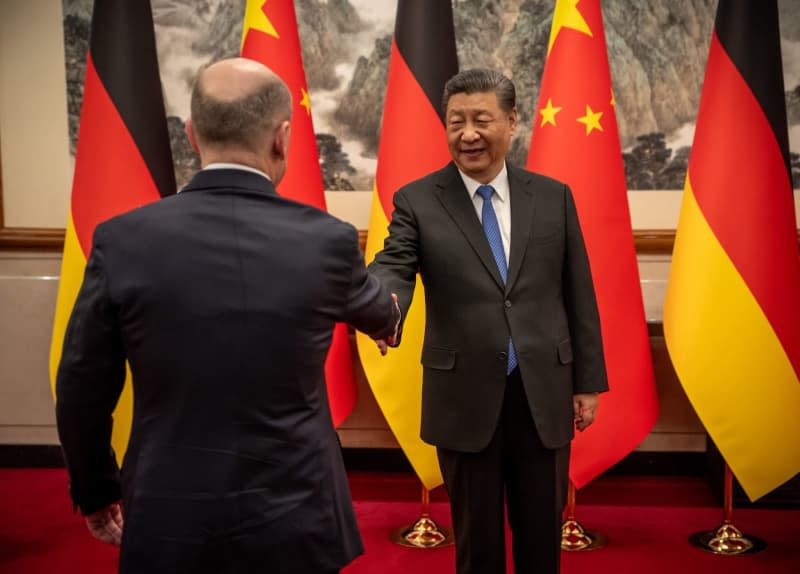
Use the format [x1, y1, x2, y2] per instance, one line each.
[240, 0, 357, 427]
[527, 0, 658, 488]
[664, 0, 800, 500]
[50, 0, 175, 462]
[355, 0, 458, 489]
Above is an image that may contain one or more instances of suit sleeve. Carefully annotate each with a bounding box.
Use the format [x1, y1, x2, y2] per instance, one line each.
[342, 225, 400, 339]
[55, 225, 126, 514]
[563, 185, 609, 394]
[367, 190, 420, 343]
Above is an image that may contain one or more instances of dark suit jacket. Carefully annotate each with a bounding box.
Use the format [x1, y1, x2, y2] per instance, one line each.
[370, 162, 608, 453]
[56, 168, 398, 573]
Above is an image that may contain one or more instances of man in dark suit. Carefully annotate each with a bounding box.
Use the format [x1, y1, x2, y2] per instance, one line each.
[56, 58, 399, 574]
[370, 68, 609, 574]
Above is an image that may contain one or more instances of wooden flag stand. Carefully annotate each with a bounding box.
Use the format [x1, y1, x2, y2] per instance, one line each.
[561, 481, 606, 551]
[390, 484, 453, 548]
[688, 464, 766, 555]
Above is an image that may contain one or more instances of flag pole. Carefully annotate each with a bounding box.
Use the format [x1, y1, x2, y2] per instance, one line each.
[561, 481, 606, 551]
[688, 463, 766, 554]
[390, 483, 453, 548]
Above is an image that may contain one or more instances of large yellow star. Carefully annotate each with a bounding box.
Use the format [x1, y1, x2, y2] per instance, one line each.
[547, 0, 593, 55]
[539, 98, 562, 127]
[241, 0, 279, 49]
[577, 105, 603, 135]
[299, 87, 311, 116]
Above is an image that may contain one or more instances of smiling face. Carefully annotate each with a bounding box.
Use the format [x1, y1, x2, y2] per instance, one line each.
[445, 91, 517, 184]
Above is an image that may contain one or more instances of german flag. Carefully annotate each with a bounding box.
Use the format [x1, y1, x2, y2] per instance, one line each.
[664, 0, 800, 500]
[49, 0, 175, 463]
[355, 0, 458, 489]
[527, 0, 658, 489]
[240, 0, 357, 427]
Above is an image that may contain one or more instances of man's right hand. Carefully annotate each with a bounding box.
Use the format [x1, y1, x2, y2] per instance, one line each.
[376, 293, 401, 355]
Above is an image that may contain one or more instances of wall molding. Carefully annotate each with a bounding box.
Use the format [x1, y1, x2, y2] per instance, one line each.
[0, 227, 66, 251]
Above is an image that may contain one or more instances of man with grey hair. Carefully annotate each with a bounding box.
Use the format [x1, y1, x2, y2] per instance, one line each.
[371, 68, 608, 573]
[56, 58, 399, 574]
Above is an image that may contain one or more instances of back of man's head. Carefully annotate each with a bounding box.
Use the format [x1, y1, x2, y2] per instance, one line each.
[190, 58, 292, 156]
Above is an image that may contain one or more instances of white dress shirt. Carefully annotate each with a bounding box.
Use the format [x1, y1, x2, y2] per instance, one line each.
[204, 162, 271, 181]
[458, 163, 511, 262]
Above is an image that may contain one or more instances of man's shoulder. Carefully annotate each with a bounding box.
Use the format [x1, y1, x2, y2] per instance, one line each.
[98, 192, 182, 230]
[395, 162, 456, 198]
[508, 164, 568, 192]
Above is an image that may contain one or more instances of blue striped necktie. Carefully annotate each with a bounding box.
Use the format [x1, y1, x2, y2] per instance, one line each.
[476, 184, 518, 374]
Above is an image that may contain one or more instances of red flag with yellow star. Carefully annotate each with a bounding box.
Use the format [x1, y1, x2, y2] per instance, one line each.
[241, 0, 356, 427]
[527, 0, 658, 488]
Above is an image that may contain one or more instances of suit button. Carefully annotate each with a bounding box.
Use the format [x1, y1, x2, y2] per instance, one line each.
[504, 300, 512, 308]
[499, 351, 508, 360]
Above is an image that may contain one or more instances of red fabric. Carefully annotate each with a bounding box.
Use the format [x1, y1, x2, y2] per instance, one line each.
[71, 55, 163, 257]
[374, 42, 452, 217]
[241, 0, 356, 426]
[527, 0, 658, 488]
[4, 469, 798, 574]
[689, 31, 800, 377]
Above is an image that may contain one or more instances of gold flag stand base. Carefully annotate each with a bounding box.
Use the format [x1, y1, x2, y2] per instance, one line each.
[689, 521, 766, 555]
[391, 515, 454, 548]
[561, 517, 607, 551]
[689, 464, 766, 555]
[561, 481, 606, 551]
[390, 485, 454, 548]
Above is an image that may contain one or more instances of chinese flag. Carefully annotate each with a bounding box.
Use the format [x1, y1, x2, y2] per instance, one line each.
[50, 0, 176, 463]
[664, 0, 800, 500]
[241, 0, 356, 427]
[355, 0, 458, 489]
[527, 0, 658, 488]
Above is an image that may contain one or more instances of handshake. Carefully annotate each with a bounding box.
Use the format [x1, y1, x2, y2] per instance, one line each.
[375, 293, 401, 356]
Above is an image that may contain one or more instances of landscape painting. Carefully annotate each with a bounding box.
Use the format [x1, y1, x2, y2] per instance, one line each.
[63, 0, 800, 191]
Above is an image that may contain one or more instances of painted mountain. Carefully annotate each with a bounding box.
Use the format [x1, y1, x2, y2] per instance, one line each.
[63, 0, 800, 190]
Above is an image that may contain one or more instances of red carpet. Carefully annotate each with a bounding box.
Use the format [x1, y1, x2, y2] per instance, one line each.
[2, 469, 799, 573]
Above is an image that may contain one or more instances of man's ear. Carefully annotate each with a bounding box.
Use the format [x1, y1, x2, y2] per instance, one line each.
[185, 118, 201, 154]
[273, 120, 291, 160]
[508, 107, 518, 135]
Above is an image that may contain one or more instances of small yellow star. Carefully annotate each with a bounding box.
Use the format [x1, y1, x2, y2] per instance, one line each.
[547, 0, 593, 55]
[577, 105, 603, 135]
[299, 87, 311, 116]
[539, 98, 562, 127]
[242, 0, 279, 50]
[610, 89, 616, 107]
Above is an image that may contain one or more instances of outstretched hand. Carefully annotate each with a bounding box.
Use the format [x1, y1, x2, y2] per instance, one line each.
[376, 293, 401, 356]
[85, 502, 124, 546]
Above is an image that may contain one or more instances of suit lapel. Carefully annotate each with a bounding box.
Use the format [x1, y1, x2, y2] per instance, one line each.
[506, 165, 535, 293]
[435, 163, 505, 290]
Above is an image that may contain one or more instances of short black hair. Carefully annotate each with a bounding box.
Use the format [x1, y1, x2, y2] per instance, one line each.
[442, 68, 516, 113]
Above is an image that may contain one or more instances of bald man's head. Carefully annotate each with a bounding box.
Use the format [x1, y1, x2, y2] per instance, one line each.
[190, 58, 292, 153]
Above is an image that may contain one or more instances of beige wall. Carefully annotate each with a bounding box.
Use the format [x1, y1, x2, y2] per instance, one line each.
[0, 252, 61, 444]
[0, 0, 72, 229]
